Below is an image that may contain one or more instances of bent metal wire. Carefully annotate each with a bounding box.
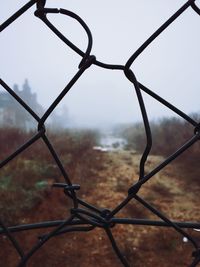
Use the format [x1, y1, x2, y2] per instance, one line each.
[1, 0, 200, 266]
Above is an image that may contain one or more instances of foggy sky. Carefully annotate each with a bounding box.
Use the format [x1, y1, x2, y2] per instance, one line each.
[1, 1, 200, 128]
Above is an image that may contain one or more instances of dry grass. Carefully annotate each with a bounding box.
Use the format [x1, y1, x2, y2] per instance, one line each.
[0, 129, 199, 267]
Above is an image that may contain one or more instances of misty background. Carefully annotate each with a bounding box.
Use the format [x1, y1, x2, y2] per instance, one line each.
[1, 1, 200, 128]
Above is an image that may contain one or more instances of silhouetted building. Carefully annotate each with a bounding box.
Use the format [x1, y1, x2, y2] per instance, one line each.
[0, 79, 43, 130]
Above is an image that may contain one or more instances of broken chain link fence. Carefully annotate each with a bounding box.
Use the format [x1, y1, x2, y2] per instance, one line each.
[1, 0, 200, 266]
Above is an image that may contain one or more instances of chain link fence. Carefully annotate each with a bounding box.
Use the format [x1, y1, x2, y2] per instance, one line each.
[1, 0, 200, 266]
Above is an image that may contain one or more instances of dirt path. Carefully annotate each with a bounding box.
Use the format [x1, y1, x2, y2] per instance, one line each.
[81, 149, 200, 266]
[85, 150, 200, 221]
[1, 149, 200, 267]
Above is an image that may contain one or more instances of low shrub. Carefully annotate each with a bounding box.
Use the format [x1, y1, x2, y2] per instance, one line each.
[0, 127, 100, 224]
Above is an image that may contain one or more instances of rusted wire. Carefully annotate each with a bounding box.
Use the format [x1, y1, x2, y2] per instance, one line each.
[1, 0, 200, 266]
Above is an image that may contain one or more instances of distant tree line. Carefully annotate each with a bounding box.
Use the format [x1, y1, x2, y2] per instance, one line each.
[117, 114, 200, 184]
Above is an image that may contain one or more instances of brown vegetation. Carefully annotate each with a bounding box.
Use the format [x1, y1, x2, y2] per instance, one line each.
[0, 126, 200, 266]
[119, 115, 200, 185]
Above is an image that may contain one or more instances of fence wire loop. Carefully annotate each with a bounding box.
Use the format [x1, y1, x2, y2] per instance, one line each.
[191, 1, 200, 15]
[1, 0, 200, 266]
[36, 0, 46, 9]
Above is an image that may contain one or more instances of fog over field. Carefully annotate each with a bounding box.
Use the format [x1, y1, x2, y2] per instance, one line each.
[1, 1, 200, 128]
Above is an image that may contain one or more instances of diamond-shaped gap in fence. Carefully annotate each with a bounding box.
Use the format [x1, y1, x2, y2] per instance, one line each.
[135, 89, 196, 157]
